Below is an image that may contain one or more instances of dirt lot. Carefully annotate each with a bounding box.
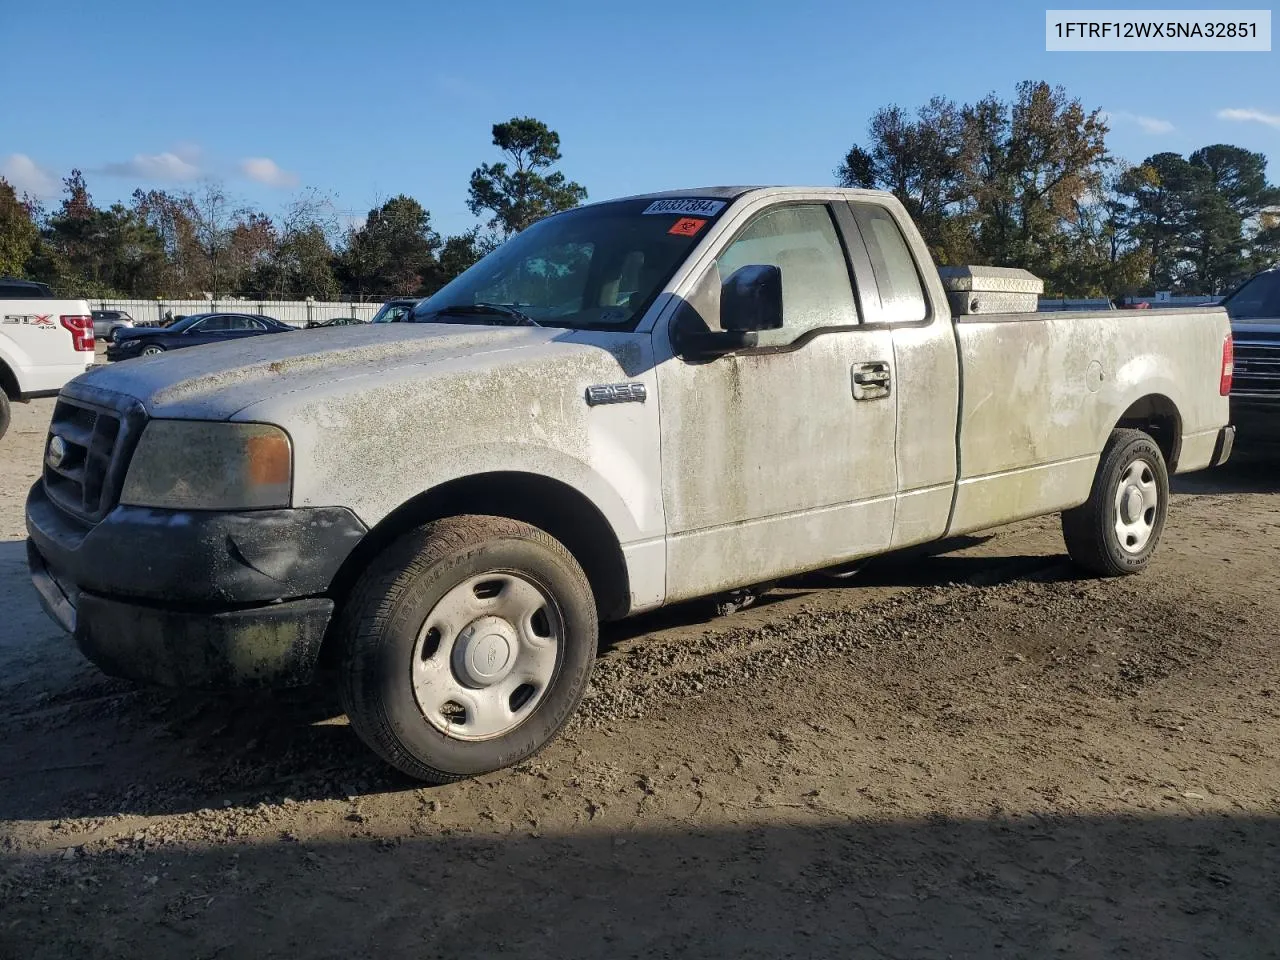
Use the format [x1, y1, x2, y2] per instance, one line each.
[2, 396, 1279, 959]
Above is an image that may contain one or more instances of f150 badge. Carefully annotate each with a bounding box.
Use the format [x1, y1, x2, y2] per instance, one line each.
[585, 383, 647, 406]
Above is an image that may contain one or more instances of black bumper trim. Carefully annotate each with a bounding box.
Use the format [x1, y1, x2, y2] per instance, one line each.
[75, 592, 333, 689]
[26, 481, 367, 606]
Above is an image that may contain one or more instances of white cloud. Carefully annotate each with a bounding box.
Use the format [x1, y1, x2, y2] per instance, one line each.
[0, 153, 58, 197]
[99, 151, 202, 181]
[239, 157, 299, 189]
[1217, 107, 1280, 129]
[1134, 116, 1174, 135]
[1101, 110, 1174, 135]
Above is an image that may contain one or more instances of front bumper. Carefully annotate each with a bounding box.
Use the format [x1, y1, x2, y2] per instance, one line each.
[26, 481, 368, 689]
[104, 343, 143, 362]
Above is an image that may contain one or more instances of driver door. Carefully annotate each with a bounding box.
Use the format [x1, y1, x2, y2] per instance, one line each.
[184, 314, 230, 345]
[655, 200, 899, 602]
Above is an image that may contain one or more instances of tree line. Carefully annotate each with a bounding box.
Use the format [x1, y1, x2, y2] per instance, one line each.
[839, 80, 1280, 297]
[0, 117, 585, 302]
[3, 87, 1278, 302]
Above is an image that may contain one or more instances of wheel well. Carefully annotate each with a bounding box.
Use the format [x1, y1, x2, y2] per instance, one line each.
[0, 359, 18, 400]
[1116, 394, 1181, 470]
[320, 472, 632, 664]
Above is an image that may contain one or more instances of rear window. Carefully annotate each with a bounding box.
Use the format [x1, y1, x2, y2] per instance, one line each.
[1223, 271, 1280, 322]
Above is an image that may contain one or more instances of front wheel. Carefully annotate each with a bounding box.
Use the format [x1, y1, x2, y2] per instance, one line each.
[337, 515, 598, 783]
[1062, 428, 1169, 577]
[140, 344, 165, 357]
[0, 392, 10, 442]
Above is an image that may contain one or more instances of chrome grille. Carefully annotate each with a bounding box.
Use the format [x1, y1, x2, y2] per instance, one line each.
[1233, 339, 1280, 395]
[42, 389, 146, 523]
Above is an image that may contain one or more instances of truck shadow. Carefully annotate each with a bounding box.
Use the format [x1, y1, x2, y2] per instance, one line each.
[0, 535, 1089, 823]
[1173, 456, 1280, 495]
[5, 812, 1279, 959]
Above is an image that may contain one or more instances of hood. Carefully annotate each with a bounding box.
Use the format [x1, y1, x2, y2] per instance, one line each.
[72, 322, 580, 420]
[1232, 321, 1280, 340]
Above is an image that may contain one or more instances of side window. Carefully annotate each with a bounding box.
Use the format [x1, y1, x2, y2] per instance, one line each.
[850, 203, 929, 325]
[714, 204, 857, 347]
[198, 315, 231, 332]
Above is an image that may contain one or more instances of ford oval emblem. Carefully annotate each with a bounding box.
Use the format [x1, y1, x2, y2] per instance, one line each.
[46, 435, 68, 470]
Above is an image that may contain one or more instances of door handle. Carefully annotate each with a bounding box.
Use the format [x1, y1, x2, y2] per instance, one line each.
[852, 361, 891, 401]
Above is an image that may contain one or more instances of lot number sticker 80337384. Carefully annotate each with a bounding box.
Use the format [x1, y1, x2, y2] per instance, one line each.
[642, 198, 726, 217]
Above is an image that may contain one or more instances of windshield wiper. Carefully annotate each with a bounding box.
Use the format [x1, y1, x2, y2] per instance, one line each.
[425, 302, 540, 327]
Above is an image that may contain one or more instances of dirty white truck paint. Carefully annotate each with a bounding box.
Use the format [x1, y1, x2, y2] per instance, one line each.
[74, 187, 1231, 615]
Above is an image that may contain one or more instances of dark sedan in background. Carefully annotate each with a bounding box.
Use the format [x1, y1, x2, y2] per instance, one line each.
[306, 315, 366, 328]
[106, 312, 294, 361]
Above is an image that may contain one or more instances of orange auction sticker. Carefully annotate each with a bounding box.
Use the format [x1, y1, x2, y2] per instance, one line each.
[668, 217, 707, 237]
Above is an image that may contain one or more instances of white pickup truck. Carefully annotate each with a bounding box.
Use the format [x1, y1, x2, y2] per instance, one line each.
[26, 187, 1234, 783]
[0, 278, 96, 440]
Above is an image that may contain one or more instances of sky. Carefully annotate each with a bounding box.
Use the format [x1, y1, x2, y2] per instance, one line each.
[3, 0, 1278, 238]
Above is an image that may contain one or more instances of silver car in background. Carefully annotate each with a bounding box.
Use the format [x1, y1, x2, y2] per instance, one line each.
[91, 309, 135, 342]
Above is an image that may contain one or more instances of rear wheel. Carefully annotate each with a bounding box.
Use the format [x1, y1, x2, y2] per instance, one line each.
[1062, 428, 1169, 577]
[337, 515, 598, 783]
[0, 392, 10, 442]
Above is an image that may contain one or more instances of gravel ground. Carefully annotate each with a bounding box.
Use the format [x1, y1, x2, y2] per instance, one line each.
[2, 396, 1280, 959]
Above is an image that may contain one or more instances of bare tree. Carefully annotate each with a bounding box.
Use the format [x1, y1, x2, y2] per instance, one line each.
[185, 180, 248, 298]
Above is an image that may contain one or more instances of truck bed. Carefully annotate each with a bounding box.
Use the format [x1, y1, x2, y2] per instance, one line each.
[946, 305, 1231, 535]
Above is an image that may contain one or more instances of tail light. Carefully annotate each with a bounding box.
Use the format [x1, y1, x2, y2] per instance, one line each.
[1220, 334, 1234, 396]
[60, 315, 94, 352]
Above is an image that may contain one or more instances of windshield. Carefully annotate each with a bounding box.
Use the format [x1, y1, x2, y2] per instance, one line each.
[163, 314, 204, 333]
[370, 301, 416, 323]
[411, 197, 731, 331]
[1221, 270, 1280, 323]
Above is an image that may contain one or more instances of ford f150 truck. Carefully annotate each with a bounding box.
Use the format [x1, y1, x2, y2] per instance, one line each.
[0, 279, 96, 440]
[26, 187, 1234, 783]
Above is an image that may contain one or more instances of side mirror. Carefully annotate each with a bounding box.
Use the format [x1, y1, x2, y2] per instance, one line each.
[721, 264, 783, 332]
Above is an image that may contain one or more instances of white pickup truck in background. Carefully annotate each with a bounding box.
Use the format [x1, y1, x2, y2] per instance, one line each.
[25, 187, 1234, 784]
[0, 277, 96, 440]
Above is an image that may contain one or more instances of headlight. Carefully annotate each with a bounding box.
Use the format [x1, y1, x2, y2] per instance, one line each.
[118, 339, 140, 349]
[120, 421, 293, 510]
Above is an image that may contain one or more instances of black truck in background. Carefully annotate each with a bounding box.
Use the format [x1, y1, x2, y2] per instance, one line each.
[1223, 266, 1280, 455]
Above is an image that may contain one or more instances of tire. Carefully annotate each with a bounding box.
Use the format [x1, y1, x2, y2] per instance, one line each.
[1062, 428, 1169, 577]
[140, 344, 165, 357]
[0, 392, 10, 442]
[337, 515, 598, 783]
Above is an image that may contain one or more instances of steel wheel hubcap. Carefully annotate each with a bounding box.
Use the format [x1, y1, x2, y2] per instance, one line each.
[411, 572, 562, 741]
[1113, 459, 1159, 553]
